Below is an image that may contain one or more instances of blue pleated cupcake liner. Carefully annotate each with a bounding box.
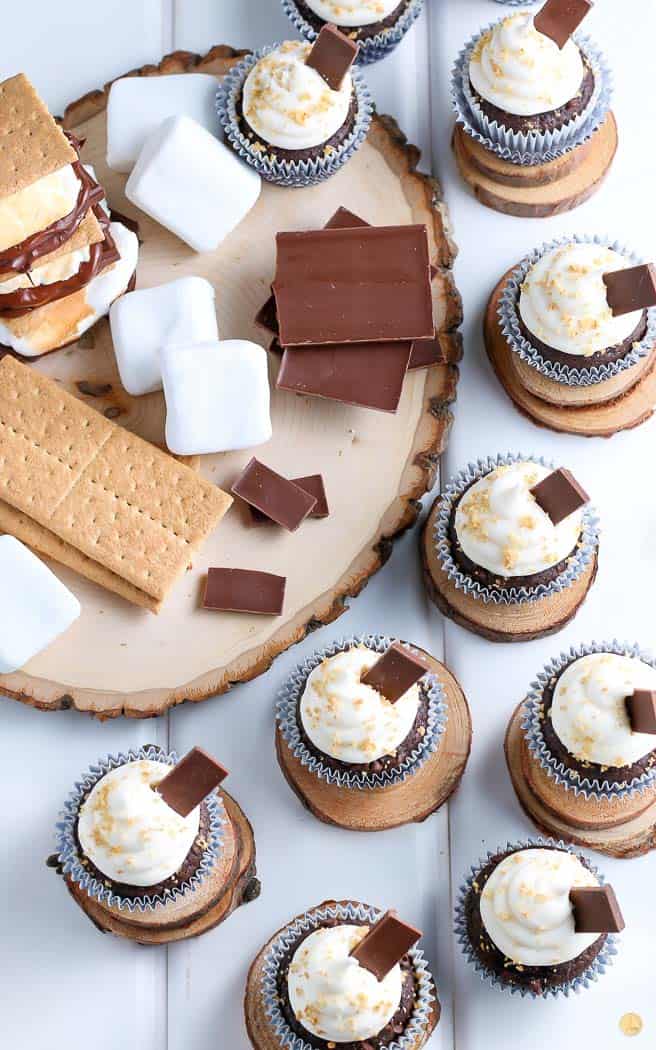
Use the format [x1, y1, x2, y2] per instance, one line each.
[433, 452, 599, 606]
[56, 745, 226, 913]
[275, 633, 447, 789]
[451, 22, 612, 165]
[454, 837, 619, 999]
[260, 899, 436, 1048]
[522, 640, 656, 800]
[499, 234, 656, 387]
[216, 44, 373, 187]
[281, 0, 425, 64]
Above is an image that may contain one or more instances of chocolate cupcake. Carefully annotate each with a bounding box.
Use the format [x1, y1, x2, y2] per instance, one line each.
[450, 4, 614, 217]
[275, 634, 471, 831]
[455, 840, 621, 997]
[282, 0, 425, 65]
[53, 745, 258, 944]
[217, 39, 372, 187]
[422, 453, 599, 643]
[453, 6, 609, 161]
[495, 236, 656, 413]
[245, 899, 439, 1050]
[506, 642, 656, 854]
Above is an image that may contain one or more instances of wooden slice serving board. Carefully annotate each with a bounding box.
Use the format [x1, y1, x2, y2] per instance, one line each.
[0, 47, 461, 718]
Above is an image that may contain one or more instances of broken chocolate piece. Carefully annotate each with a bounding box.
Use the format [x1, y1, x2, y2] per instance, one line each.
[533, 0, 592, 50]
[273, 225, 434, 347]
[408, 336, 445, 370]
[305, 23, 358, 91]
[250, 473, 329, 524]
[361, 641, 427, 703]
[603, 263, 656, 317]
[276, 341, 411, 413]
[232, 458, 317, 531]
[157, 747, 229, 817]
[203, 567, 286, 615]
[570, 885, 625, 933]
[350, 910, 422, 981]
[530, 468, 589, 525]
[625, 690, 656, 734]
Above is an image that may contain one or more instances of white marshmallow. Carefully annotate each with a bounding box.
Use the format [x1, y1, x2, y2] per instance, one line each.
[110, 276, 218, 397]
[106, 74, 219, 173]
[161, 339, 271, 456]
[0, 537, 80, 674]
[125, 115, 261, 253]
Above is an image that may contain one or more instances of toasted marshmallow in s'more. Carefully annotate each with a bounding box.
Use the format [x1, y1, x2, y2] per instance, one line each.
[0, 77, 140, 357]
[0, 220, 139, 356]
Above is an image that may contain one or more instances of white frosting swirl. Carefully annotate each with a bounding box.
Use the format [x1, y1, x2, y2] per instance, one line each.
[519, 243, 644, 357]
[303, 0, 400, 27]
[480, 848, 600, 966]
[288, 925, 403, 1042]
[454, 461, 583, 578]
[242, 41, 353, 151]
[551, 652, 656, 767]
[469, 12, 585, 116]
[299, 645, 420, 763]
[77, 759, 200, 887]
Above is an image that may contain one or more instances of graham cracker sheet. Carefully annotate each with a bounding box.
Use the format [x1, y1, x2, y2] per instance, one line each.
[0, 74, 76, 198]
[0, 357, 232, 609]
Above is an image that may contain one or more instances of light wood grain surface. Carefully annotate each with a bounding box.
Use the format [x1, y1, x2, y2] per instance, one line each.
[2, 3, 655, 1050]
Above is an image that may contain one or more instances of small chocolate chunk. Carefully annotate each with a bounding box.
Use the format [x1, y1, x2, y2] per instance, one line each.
[250, 474, 329, 523]
[570, 885, 625, 933]
[603, 263, 656, 317]
[156, 747, 228, 817]
[361, 642, 427, 703]
[533, 0, 593, 50]
[350, 910, 422, 981]
[203, 567, 286, 615]
[530, 468, 589, 525]
[232, 458, 317, 531]
[305, 23, 359, 91]
[408, 336, 445, 370]
[276, 341, 411, 413]
[626, 689, 656, 734]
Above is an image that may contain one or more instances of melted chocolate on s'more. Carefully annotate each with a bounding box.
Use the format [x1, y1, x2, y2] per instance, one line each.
[0, 206, 119, 316]
[0, 135, 105, 277]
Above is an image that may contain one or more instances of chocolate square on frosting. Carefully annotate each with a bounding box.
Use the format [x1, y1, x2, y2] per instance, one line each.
[157, 747, 229, 817]
[305, 24, 359, 91]
[570, 885, 625, 933]
[350, 910, 422, 981]
[533, 0, 593, 50]
[530, 468, 589, 526]
[361, 641, 428, 703]
[603, 263, 656, 317]
[626, 689, 656, 734]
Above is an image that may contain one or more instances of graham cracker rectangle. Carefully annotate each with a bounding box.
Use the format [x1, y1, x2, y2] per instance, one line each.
[0, 74, 76, 198]
[0, 209, 104, 287]
[0, 357, 232, 608]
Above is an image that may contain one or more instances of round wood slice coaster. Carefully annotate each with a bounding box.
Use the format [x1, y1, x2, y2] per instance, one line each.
[484, 273, 656, 437]
[505, 703, 656, 859]
[275, 651, 471, 831]
[244, 900, 441, 1050]
[421, 502, 598, 643]
[0, 46, 462, 718]
[452, 113, 617, 217]
[60, 790, 259, 944]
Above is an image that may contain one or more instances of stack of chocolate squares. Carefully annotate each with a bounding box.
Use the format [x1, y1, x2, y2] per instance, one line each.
[0, 74, 138, 359]
[257, 208, 444, 412]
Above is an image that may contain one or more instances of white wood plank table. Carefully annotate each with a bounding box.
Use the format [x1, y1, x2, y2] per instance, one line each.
[1, 3, 654, 1049]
